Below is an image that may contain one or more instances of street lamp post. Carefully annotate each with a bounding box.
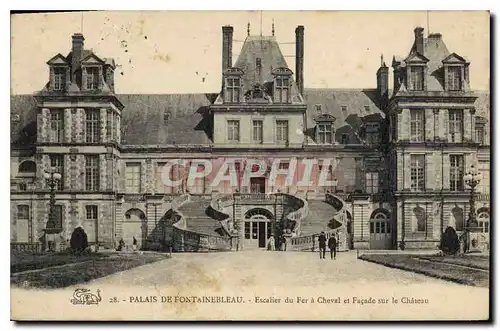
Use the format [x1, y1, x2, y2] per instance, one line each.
[43, 167, 62, 252]
[463, 164, 482, 253]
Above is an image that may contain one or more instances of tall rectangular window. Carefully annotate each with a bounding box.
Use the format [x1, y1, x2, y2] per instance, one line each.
[410, 109, 425, 142]
[106, 111, 114, 142]
[447, 66, 462, 91]
[475, 125, 485, 145]
[275, 77, 290, 103]
[86, 205, 98, 221]
[410, 155, 425, 191]
[49, 155, 64, 191]
[252, 120, 263, 143]
[53, 67, 66, 90]
[276, 120, 289, 143]
[86, 109, 100, 143]
[317, 123, 332, 144]
[450, 155, 464, 191]
[16, 205, 30, 243]
[85, 155, 100, 191]
[49, 110, 64, 143]
[225, 77, 240, 103]
[86, 67, 100, 90]
[365, 124, 379, 144]
[409, 66, 424, 91]
[17, 205, 29, 220]
[227, 120, 240, 142]
[448, 110, 463, 143]
[126, 163, 141, 193]
[365, 172, 379, 194]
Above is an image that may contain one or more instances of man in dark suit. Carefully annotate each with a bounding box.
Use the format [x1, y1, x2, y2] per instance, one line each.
[328, 234, 338, 260]
[318, 231, 327, 259]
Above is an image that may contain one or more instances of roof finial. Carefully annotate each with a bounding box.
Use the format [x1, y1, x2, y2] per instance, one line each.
[272, 18, 275, 36]
[247, 22, 250, 36]
[381, 54, 384, 67]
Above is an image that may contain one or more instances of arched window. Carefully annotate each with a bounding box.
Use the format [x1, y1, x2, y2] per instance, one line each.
[412, 207, 426, 232]
[477, 210, 490, 233]
[18, 160, 36, 177]
[370, 210, 391, 234]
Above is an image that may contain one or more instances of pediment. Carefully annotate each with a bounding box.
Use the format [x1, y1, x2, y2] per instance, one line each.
[314, 113, 336, 122]
[46, 53, 68, 65]
[271, 67, 293, 76]
[442, 52, 467, 64]
[81, 53, 105, 65]
[404, 52, 429, 64]
[223, 67, 244, 76]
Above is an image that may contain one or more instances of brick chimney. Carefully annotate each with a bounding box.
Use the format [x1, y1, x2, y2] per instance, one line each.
[376, 55, 389, 109]
[295, 25, 304, 96]
[414, 27, 424, 54]
[222, 26, 233, 73]
[71, 33, 85, 82]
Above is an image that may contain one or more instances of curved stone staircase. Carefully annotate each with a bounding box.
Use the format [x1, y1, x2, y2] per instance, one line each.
[176, 198, 227, 237]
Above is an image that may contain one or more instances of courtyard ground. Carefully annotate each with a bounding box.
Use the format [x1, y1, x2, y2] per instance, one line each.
[358, 254, 490, 288]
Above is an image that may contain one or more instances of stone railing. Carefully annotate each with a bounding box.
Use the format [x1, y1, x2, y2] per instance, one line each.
[11, 242, 42, 254]
[280, 193, 308, 236]
[289, 230, 349, 252]
[171, 193, 191, 211]
[171, 226, 233, 252]
[208, 193, 236, 236]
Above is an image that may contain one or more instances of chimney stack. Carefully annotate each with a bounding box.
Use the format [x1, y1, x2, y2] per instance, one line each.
[295, 25, 304, 96]
[222, 26, 233, 73]
[376, 54, 389, 109]
[414, 27, 424, 54]
[71, 33, 85, 82]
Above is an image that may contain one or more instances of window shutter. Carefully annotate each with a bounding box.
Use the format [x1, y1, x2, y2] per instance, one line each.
[65, 66, 71, 90]
[425, 153, 433, 190]
[49, 67, 55, 90]
[463, 110, 472, 141]
[442, 109, 449, 141]
[98, 66, 103, 89]
[442, 154, 450, 190]
[403, 154, 411, 190]
[425, 109, 433, 141]
[82, 67, 87, 90]
[401, 109, 410, 140]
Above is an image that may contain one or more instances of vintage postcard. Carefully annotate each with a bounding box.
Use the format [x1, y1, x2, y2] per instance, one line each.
[10, 10, 490, 321]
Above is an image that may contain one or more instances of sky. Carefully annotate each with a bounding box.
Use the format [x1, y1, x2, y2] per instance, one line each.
[10, 11, 490, 94]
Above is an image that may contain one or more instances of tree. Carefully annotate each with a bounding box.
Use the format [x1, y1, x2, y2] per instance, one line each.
[70, 227, 89, 254]
[439, 226, 460, 255]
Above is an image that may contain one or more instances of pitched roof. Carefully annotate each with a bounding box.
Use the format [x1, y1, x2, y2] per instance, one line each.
[219, 35, 302, 102]
[10, 89, 490, 147]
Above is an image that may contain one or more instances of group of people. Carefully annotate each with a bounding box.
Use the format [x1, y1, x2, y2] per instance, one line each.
[318, 231, 339, 260]
[116, 236, 138, 252]
[267, 234, 289, 251]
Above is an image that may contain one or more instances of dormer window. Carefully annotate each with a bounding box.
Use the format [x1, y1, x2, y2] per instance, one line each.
[275, 77, 290, 103]
[85, 66, 100, 90]
[314, 113, 336, 145]
[53, 67, 66, 90]
[447, 66, 462, 91]
[225, 77, 241, 102]
[408, 66, 424, 91]
[272, 67, 293, 104]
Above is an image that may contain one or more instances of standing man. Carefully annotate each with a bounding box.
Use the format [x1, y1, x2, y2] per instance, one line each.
[318, 231, 327, 259]
[328, 233, 338, 260]
[132, 236, 138, 251]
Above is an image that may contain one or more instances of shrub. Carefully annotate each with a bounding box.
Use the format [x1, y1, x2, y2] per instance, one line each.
[70, 227, 88, 254]
[439, 226, 460, 255]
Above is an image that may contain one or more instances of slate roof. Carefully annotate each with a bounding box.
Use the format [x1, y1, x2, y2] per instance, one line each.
[395, 32, 470, 93]
[10, 89, 490, 147]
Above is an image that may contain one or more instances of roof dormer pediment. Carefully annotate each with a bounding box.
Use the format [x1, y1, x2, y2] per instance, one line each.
[442, 52, 467, 64]
[314, 113, 336, 123]
[223, 67, 244, 76]
[404, 52, 429, 64]
[46, 53, 68, 65]
[271, 67, 293, 76]
[81, 53, 105, 65]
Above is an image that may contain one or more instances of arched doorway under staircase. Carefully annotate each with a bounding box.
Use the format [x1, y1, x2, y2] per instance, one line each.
[243, 208, 274, 249]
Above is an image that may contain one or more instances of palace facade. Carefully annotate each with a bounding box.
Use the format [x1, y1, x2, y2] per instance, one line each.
[10, 25, 490, 252]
